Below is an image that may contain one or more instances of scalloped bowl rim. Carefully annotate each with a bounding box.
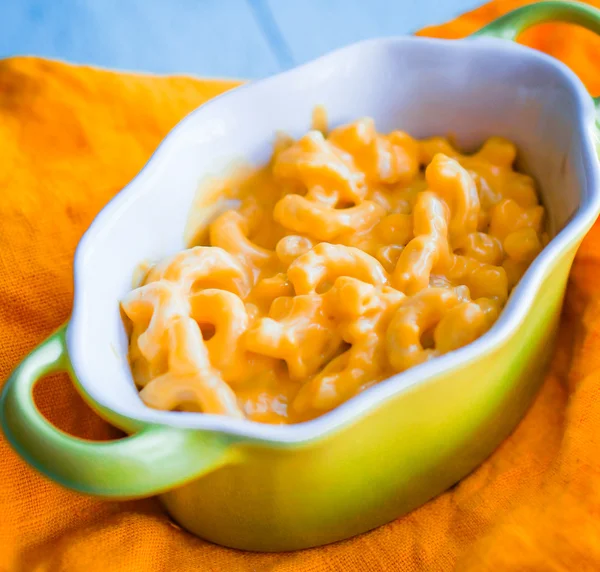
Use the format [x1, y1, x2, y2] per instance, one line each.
[69, 35, 600, 444]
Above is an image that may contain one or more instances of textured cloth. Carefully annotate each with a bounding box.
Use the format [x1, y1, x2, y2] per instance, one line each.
[2, 1, 600, 570]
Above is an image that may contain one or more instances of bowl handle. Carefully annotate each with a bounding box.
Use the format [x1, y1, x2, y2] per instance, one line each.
[471, 0, 600, 41]
[471, 1, 600, 115]
[0, 325, 238, 499]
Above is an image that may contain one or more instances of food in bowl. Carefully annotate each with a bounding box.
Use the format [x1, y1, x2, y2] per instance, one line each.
[121, 115, 547, 424]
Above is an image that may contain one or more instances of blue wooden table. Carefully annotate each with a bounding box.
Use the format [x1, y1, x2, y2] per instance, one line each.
[0, 0, 484, 79]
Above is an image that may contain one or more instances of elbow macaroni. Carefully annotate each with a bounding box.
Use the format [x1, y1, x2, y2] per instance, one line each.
[122, 113, 547, 424]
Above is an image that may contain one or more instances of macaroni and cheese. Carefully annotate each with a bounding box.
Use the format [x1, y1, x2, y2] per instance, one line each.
[121, 114, 547, 424]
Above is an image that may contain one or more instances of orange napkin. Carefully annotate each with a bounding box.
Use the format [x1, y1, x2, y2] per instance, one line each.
[2, 1, 600, 570]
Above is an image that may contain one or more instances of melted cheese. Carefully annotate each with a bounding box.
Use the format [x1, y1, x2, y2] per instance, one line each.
[121, 117, 546, 424]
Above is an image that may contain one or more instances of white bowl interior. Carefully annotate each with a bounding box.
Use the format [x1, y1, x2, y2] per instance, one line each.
[69, 36, 598, 438]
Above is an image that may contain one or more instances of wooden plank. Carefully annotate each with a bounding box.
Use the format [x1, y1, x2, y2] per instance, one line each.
[247, 0, 295, 70]
[0, 0, 281, 78]
[265, 0, 484, 66]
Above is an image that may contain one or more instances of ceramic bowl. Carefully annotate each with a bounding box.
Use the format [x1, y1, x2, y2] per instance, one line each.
[2, 1, 600, 552]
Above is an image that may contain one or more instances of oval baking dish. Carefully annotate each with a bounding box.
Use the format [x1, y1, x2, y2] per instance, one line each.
[2, 1, 600, 552]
